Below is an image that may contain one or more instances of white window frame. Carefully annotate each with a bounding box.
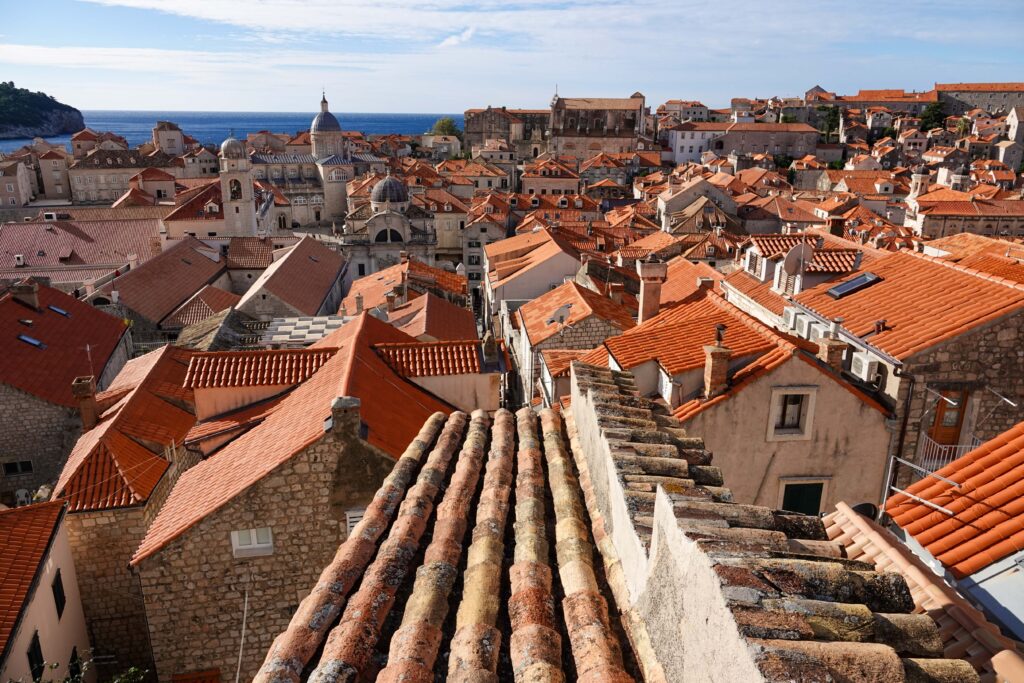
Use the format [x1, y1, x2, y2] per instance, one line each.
[230, 527, 273, 558]
[345, 508, 366, 536]
[766, 386, 817, 442]
[776, 476, 831, 515]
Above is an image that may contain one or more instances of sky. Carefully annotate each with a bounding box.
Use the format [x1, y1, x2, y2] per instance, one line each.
[1, 0, 1023, 113]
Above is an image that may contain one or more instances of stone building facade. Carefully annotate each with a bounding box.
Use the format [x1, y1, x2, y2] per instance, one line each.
[0, 384, 80, 507]
[134, 400, 396, 682]
[549, 94, 647, 159]
[462, 106, 550, 153]
[890, 309, 1024, 487]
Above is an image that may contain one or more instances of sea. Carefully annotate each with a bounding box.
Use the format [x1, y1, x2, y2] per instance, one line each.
[0, 111, 465, 154]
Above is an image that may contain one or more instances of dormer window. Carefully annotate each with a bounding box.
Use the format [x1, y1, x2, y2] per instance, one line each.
[531, 197, 540, 207]
[558, 197, 568, 208]
[510, 197, 518, 208]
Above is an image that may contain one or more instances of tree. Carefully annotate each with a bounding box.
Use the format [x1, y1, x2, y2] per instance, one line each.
[816, 105, 840, 143]
[780, 114, 798, 124]
[427, 116, 462, 140]
[919, 102, 946, 132]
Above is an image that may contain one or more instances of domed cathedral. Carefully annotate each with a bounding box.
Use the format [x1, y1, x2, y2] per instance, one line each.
[340, 173, 437, 276]
[219, 136, 258, 235]
[310, 93, 356, 222]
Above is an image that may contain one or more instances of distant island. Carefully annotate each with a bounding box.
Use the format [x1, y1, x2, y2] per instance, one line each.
[0, 81, 85, 140]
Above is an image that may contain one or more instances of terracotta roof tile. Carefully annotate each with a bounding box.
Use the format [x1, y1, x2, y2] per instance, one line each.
[517, 281, 635, 345]
[540, 348, 591, 378]
[385, 292, 477, 341]
[225, 236, 274, 269]
[374, 340, 482, 377]
[183, 348, 337, 388]
[101, 237, 226, 325]
[887, 422, 1024, 578]
[0, 501, 65, 658]
[53, 346, 195, 512]
[0, 281, 127, 407]
[797, 251, 1024, 359]
[163, 285, 241, 329]
[341, 258, 466, 313]
[241, 237, 346, 317]
[132, 314, 451, 565]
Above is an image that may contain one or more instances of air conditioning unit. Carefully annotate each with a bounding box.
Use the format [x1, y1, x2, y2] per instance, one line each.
[850, 351, 881, 383]
[782, 307, 804, 331]
[809, 322, 830, 342]
[795, 315, 815, 339]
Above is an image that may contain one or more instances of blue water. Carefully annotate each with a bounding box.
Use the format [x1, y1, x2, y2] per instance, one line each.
[0, 111, 464, 153]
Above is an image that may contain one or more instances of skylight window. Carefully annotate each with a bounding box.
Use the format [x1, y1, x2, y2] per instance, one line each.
[48, 305, 70, 317]
[18, 334, 46, 349]
[826, 272, 882, 299]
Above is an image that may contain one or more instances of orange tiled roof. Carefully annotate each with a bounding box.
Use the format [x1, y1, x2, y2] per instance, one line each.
[0, 501, 65, 656]
[101, 237, 226, 325]
[887, 421, 1024, 578]
[797, 251, 1024, 359]
[386, 292, 477, 341]
[673, 345, 793, 421]
[517, 281, 635, 345]
[374, 340, 482, 377]
[184, 394, 287, 446]
[485, 229, 582, 289]
[661, 256, 724, 308]
[184, 348, 337, 389]
[602, 291, 775, 375]
[132, 314, 452, 565]
[722, 269, 788, 315]
[53, 346, 195, 512]
[341, 258, 466, 313]
[226, 236, 274, 269]
[250, 237, 346, 317]
[540, 348, 591, 378]
[955, 252, 1024, 284]
[163, 285, 241, 329]
[0, 281, 127, 407]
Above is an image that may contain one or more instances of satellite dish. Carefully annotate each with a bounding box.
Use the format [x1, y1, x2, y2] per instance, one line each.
[782, 243, 815, 276]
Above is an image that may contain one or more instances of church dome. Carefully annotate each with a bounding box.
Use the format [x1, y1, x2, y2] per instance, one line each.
[311, 95, 341, 133]
[371, 174, 409, 204]
[220, 136, 247, 160]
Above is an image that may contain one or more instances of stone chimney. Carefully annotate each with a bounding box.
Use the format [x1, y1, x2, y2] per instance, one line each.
[636, 257, 669, 324]
[703, 324, 730, 399]
[482, 332, 498, 364]
[696, 276, 715, 290]
[11, 280, 40, 310]
[826, 217, 845, 237]
[330, 396, 362, 438]
[354, 293, 364, 314]
[607, 282, 625, 305]
[72, 376, 98, 430]
[400, 251, 409, 263]
[386, 291, 397, 312]
[817, 319, 847, 372]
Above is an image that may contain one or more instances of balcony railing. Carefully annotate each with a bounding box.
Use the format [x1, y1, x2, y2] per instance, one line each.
[915, 432, 982, 475]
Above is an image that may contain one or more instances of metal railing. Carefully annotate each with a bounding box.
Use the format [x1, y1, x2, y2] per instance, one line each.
[915, 432, 982, 475]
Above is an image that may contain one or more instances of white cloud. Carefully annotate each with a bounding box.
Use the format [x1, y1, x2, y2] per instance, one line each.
[2, 1, 1021, 111]
[438, 27, 475, 49]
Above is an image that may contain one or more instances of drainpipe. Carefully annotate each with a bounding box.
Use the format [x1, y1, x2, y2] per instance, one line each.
[878, 366, 916, 521]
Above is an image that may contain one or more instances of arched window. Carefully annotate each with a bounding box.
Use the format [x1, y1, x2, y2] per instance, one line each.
[277, 215, 287, 230]
[375, 229, 404, 243]
[229, 179, 242, 200]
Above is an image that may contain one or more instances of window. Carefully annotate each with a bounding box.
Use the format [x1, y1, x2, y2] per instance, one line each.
[779, 479, 827, 516]
[5, 183, 12, 192]
[346, 508, 365, 536]
[27, 631, 44, 682]
[3, 461, 33, 476]
[51, 569, 67, 619]
[231, 527, 273, 558]
[357, 263, 366, 276]
[767, 387, 816, 441]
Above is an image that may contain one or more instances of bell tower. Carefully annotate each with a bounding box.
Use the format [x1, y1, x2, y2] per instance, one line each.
[219, 136, 257, 235]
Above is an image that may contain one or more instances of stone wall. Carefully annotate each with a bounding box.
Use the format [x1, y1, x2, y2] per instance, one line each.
[0, 383, 80, 505]
[136, 414, 396, 682]
[894, 309, 1024, 484]
[66, 507, 156, 678]
[522, 316, 625, 402]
